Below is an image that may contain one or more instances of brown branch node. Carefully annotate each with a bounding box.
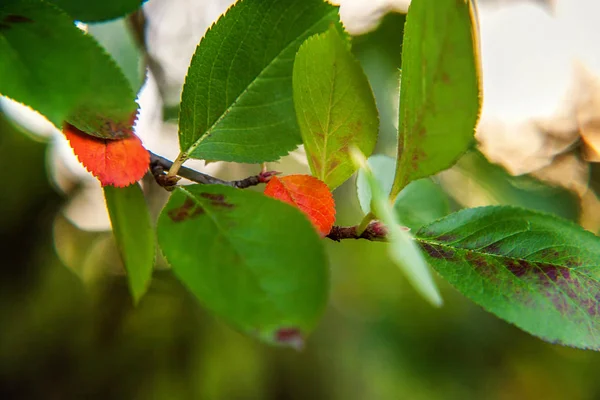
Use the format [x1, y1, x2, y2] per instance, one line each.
[326, 221, 389, 242]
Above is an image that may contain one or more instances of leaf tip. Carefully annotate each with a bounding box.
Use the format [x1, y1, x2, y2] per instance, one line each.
[274, 327, 305, 351]
[349, 146, 369, 170]
[427, 289, 444, 308]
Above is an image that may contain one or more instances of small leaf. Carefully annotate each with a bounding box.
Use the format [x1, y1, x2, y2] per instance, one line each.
[357, 154, 450, 230]
[352, 150, 442, 306]
[157, 185, 328, 346]
[48, 0, 144, 22]
[104, 183, 155, 304]
[178, 0, 339, 163]
[0, 0, 137, 138]
[390, 0, 481, 199]
[293, 26, 378, 190]
[356, 154, 396, 214]
[264, 175, 335, 237]
[88, 18, 144, 91]
[416, 206, 600, 350]
[63, 121, 149, 187]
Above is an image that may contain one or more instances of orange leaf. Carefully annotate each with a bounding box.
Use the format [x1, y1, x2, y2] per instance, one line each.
[63, 122, 149, 187]
[264, 175, 335, 237]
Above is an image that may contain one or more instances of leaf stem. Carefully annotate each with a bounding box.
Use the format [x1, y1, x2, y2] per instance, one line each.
[356, 211, 377, 235]
[167, 152, 187, 178]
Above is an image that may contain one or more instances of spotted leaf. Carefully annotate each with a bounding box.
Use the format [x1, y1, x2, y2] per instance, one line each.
[416, 206, 600, 350]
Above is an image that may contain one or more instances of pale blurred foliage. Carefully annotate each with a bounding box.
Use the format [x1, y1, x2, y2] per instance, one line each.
[468, 0, 600, 231]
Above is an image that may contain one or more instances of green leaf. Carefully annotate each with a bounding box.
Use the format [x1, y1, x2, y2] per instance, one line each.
[104, 184, 155, 304]
[394, 179, 451, 231]
[416, 206, 600, 350]
[357, 154, 395, 215]
[178, 0, 339, 163]
[293, 27, 378, 190]
[353, 151, 442, 306]
[0, 0, 137, 138]
[356, 154, 450, 230]
[157, 184, 328, 347]
[48, 0, 143, 22]
[390, 0, 481, 199]
[352, 13, 406, 152]
[88, 18, 144, 92]
[451, 151, 579, 221]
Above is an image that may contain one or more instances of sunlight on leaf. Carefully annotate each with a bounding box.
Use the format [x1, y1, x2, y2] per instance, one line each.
[293, 26, 378, 190]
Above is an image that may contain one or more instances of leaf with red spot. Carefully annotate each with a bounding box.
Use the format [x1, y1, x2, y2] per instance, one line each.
[63, 122, 149, 187]
[416, 206, 600, 350]
[264, 175, 335, 237]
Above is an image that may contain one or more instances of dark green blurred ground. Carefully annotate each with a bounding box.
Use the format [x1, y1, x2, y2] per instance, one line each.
[2, 110, 600, 400]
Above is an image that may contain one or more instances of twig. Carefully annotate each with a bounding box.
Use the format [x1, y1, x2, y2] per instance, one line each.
[149, 151, 279, 190]
[149, 152, 397, 242]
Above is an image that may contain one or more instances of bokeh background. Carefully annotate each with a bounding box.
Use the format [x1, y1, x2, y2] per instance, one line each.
[2, 0, 600, 399]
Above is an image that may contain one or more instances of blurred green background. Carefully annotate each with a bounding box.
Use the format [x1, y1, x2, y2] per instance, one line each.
[2, 12, 600, 400]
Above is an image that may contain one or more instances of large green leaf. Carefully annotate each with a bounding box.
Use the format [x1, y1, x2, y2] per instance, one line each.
[353, 151, 442, 306]
[416, 206, 600, 350]
[390, 0, 481, 199]
[0, 0, 137, 138]
[178, 0, 338, 163]
[356, 154, 450, 231]
[48, 0, 143, 22]
[104, 184, 155, 304]
[293, 27, 378, 190]
[157, 185, 328, 347]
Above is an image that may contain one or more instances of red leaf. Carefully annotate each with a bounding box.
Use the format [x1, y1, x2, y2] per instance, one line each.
[264, 175, 335, 237]
[63, 122, 149, 187]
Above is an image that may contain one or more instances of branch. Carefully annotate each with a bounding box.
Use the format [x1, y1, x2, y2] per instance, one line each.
[149, 151, 279, 190]
[326, 221, 389, 241]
